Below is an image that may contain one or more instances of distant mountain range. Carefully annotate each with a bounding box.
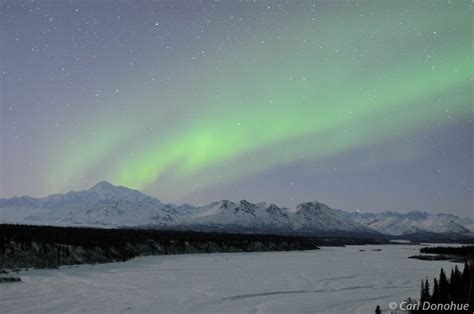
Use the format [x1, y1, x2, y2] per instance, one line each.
[350, 211, 473, 236]
[1, 181, 472, 238]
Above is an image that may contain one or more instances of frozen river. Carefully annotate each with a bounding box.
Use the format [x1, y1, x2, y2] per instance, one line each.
[0, 244, 458, 313]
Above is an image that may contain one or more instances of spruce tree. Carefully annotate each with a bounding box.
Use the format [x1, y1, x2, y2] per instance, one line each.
[431, 278, 439, 303]
[462, 262, 470, 302]
[375, 305, 381, 314]
[450, 266, 461, 302]
[424, 279, 430, 303]
[466, 262, 473, 311]
[439, 268, 449, 303]
[420, 278, 430, 303]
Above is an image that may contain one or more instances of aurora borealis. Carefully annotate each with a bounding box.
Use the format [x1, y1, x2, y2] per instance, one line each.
[1, 1, 472, 215]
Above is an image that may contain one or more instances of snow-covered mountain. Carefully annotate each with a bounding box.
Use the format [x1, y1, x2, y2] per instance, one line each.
[180, 200, 294, 232]
[293, 202, 375, 234]
[0, 182, 472, 237]
[177, 199, 377, 235]
[350, 211, 474, 236]
[0, 183, 374, 235]
[0, 181, 177, 227]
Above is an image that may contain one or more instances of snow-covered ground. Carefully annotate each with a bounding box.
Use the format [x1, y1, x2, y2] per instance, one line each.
[0, 245, 459, 314]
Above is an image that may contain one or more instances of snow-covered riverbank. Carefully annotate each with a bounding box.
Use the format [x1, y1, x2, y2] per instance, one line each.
[0, 244, 458, 314]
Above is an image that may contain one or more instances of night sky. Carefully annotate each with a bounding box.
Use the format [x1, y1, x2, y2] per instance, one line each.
[1, 1, 472, 216]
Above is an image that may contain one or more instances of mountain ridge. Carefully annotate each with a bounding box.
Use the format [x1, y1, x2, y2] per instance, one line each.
[0, 181, 472, 237]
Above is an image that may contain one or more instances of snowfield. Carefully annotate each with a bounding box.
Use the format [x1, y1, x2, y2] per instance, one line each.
[0, 245, 458, 314]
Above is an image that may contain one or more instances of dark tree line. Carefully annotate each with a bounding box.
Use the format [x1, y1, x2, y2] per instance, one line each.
[1, 223, 323, 269]
[412, 262, 473, 313]
[0, 223, 384, 254]
[0, 223, 323, 248]
[420, 246, 474, 257]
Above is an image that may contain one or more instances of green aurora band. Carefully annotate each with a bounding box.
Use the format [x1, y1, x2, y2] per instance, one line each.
[114, 54, 470, 190]
[49, 2, 472, 199]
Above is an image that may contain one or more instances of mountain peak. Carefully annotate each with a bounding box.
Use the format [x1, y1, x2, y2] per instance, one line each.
[239, 199, 254, 207]
[236, 200, 257, 215]
[87, 181, 156, 202]
[216, 200, 234, 209]
[296, 201, 330, 212]
[90, 181, 117, 191]
[89, 181, 139, 196]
